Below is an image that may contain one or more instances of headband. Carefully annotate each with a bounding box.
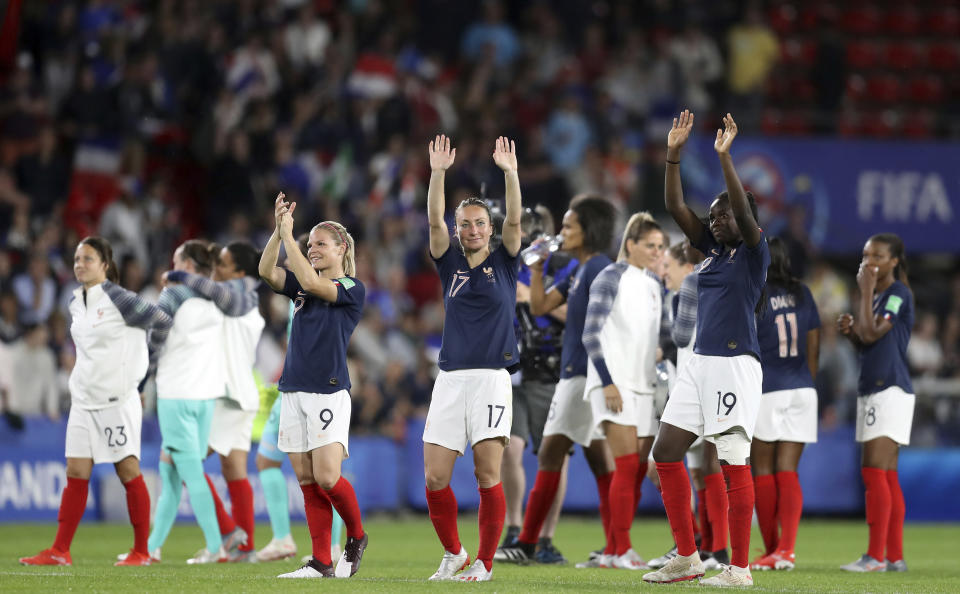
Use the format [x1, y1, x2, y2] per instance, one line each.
[319, 222, 349, 246]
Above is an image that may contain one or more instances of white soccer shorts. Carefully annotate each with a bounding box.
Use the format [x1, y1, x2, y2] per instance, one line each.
[209, 397, 257, 456]
[855, 386, 915, 446]
[753, 387, 818, 443]
[278, 390, 352, 457]
[542, 376, 595, 446]
[65, 394, 142, 463]
[423, 368, 513, 455]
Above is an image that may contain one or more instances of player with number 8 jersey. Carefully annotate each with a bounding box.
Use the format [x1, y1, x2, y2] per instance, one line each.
[260, 192, 367, 579]
[421, 135, 523, 583]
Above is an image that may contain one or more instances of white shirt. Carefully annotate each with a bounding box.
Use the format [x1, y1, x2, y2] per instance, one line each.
[156, 298, 226, 400]
[223, 308, 265, 411]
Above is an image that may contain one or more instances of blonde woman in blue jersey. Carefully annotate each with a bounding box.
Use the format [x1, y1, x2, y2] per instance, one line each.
[422, 135, 522, 582]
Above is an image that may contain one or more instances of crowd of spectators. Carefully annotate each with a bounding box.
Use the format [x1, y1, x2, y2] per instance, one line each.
[0, 0, 957, 445]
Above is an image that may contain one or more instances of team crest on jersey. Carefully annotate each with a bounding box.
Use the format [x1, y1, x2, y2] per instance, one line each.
[293, 290, 306, 314]
[97, 308, 104, 319]
[728, 248, 737, 262]
[483, 266, 495, 282]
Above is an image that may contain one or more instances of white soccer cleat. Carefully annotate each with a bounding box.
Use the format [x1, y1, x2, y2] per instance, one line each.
[256, 535, 297, 562]
[429, 546, 471, 581]
[186, 546, 226, 564]
[575, 553, 614, 568]
[221, 527, 248, 556]
[611, 549, 648, 570]
[642, 552, 705, 583]
[117, 548, 161, 563]
[278, 559, 335, 578]
[700, 564, 754, 587]
[840, 554, 886, 572]
[886, 559, 908, 572]
[647, 545, 677, 569]
[454, 558, 493, 582]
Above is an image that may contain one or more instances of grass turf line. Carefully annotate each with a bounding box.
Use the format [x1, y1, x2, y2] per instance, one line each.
[2, 517, 959, 592]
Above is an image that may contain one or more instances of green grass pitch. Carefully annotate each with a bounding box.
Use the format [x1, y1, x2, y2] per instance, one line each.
[2, 516, 959, 592]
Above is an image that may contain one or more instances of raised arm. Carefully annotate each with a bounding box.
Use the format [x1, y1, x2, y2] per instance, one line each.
[665, 110, 706, 245]
[527, 257, 566, 316]
[259, 192, 289, 291]
[278, 203, 342, 303]
[427, 135, 455, 259]
[493, 136, 522, 256]
[852, 264, 894, 345]
[714, 113, 761, 248]
[102, 280, 173, 330]
[166, 272, 258, 317]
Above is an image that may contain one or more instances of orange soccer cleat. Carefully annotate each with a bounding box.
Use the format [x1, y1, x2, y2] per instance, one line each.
[19, 548, 72, 566]
[114, 549, 155, 566]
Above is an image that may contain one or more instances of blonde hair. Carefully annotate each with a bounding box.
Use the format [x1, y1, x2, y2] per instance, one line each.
[617, 211, 662, 262]
[311, 221, 356, 277]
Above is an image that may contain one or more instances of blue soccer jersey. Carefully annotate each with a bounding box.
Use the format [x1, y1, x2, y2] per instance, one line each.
[859, 280, 913, 395]
[434, 244, 520, 371]
[554, 253, 613, 379]
[274, 271, 365, 394]
[757, 284, 821, 393]
[693, 231, 771, 359]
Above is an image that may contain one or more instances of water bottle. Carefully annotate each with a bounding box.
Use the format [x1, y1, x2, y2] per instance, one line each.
[521, 235, 563, 266]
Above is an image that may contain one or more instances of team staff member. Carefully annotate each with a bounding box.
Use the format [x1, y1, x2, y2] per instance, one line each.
[839, 233, 914, 573]
[643, 112, 770, 587]
[751, 237, 821, 572]
[260, 193, 367, 579]
[20, 237, 166, 567]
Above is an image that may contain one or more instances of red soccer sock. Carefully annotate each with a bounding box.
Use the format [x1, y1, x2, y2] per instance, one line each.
[300, 483, 333, 564]
[754, 473, 778, 555]
[697, 488, 712, 552]
[325, 476, 364, 539]
[656, 462, 697, 557]
[886, 470, 905, 562]
[611, 454, 640, 555]
[633, 461, 648, 512]
[53, 477, 89, 553]
[123, 475, 151, 555]
[775, 471, 803, 553]
[723, 465, 754, 569]
[595, 472, 615, 555]
[704, 472, 729, 552]
[518, 470, 561, 545]
[227, 478, 255, 552]
[477, 483, 506, 571]
[204, 473, 237, 535]
[862, 467, 891, 561]
[426, 486, 462, 554]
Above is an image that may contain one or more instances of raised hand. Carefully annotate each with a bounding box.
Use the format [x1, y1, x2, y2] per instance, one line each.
[428, 135, 456, 171]
[492, 136, 518, 172]
[667, 110, 695, 151]
[279, 201, 296, 238]
[714, 113, 738, 155]
[274, 192, 291, 229]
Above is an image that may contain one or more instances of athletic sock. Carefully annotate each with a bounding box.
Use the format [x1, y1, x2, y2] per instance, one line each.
[634, 461, 648, 512]
[426, 485, 462, 554]
[204, 473, 237, 535]
[656, 462, 697, 557]
[259, 467, 291, 539]
[885, 470, 905, 562]
[704, 472, 729, 552]
[754, 473, 778, 555]
[331, 509, 345, 550]
[518, 470, 561, 545]
[723, 465, 754, 569]
[324, 476, 363, 539]
[477, 483, 506, 571]
[123, 475, 151, 555]
[148, 460, 181, 552]
[610, 454, 640, 555]
[862, 467, 891, 561]
[227, 478, 255, 551]
[300, 483, 332, 565]
[52, 477, 89, 553]
[697, 488, 712, 552]
[595, 471, 615, 555]
[775, 471, 802, 553]
[172, 452, 222, 553]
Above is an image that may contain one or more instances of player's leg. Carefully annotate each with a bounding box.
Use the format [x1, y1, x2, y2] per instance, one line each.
[173, 400, 223, 561]
[114, 455, 151, 564]
[20, 456, 92, 566]
[885, 449, 906, 570]
[147, 449, 181, 555]
[525, 379, 567, 564]
[844, 436, 898, 571]
[751, 438, 778, 559]
[458, 437, 506, 581]
[510, 432, 572, 559]
[281, 450, 335, 578]
[221, 449, 255, 559]
[256, 397, 296, 560]
[604, 421, 644, 568]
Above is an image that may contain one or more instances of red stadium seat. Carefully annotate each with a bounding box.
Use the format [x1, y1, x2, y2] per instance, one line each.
[836, 111, 862, 137]
[883, 7, 921, 36]
[866, 74, 902, 104]
[901, 111, 935, 139]
[907, 75, 944, 104]
[926, 42, 960, 72]
[845, 74, 867, 102]
[761, 109, 785, 135]
[782, 39, 817, 67]
[860, 111, 898, 139]
[841, 6, 881, 35]
[884, 42, 921, 71]
[768, 3, 798, 35]
[924, 7, 960, 37]
[788, 76, 817, 104]
[846, 41, 878, 70]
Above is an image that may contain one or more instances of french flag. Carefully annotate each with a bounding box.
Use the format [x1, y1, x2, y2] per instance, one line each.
[64, 138, 122, 237]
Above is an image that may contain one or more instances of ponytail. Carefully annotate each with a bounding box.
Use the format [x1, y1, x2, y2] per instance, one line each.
[180, 239, 216, 275]
[869, 233, 909, 290]
[79, 236, 119, 283]
[312, 221, 356, 277]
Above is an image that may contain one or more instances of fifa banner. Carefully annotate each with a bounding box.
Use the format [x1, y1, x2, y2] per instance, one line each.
[683, 138, 960, 254]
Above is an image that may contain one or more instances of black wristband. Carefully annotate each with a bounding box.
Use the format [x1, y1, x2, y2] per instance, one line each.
[666, 159, 680, 165]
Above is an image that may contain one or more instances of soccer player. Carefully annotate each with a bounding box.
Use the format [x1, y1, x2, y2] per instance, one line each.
[146, 240, 231, 564]
[642, 111, 769, 587]
[838, 233, 914, 573]
[260, 193, 367, 579]
[20, 237, 165, 567]
[498, 194, 618, 567]
[421, 135, 521, 582]
[750, 237, 821, 571]
[165, 241, 265, 562]
[582, 212, 665, 570]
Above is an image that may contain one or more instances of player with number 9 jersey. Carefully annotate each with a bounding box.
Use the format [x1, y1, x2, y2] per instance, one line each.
[750, 237, 821, 572]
